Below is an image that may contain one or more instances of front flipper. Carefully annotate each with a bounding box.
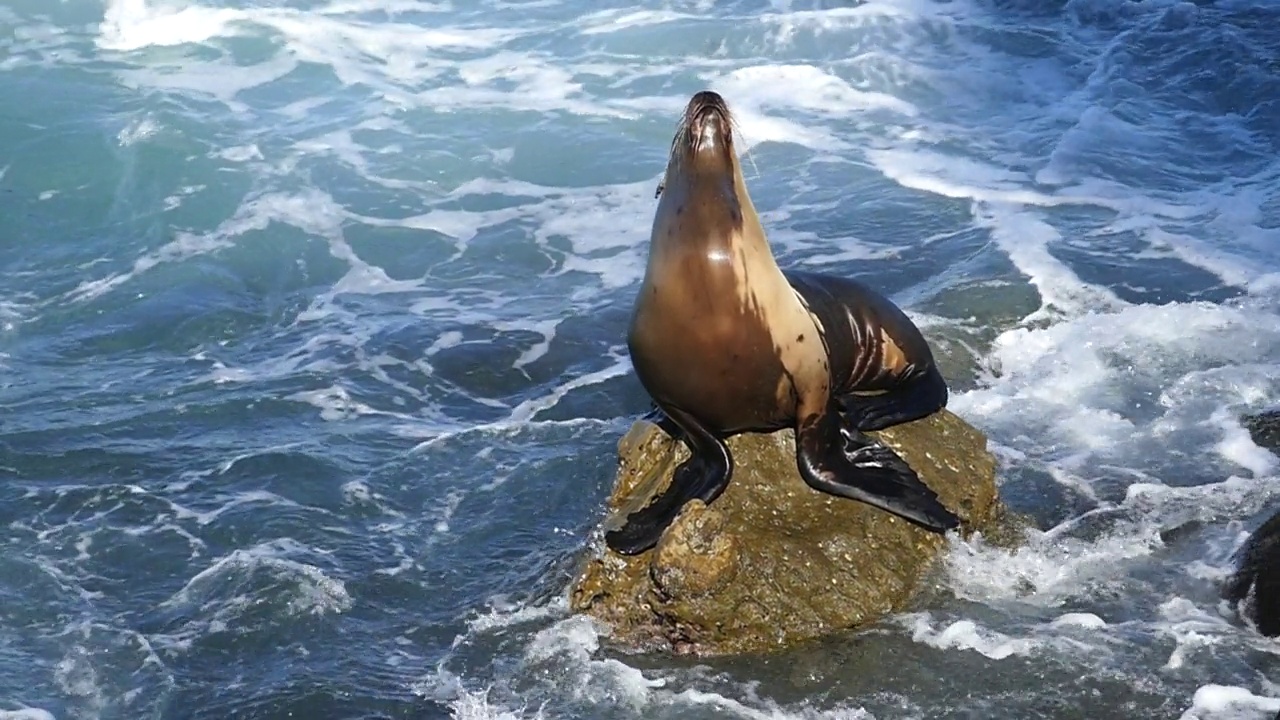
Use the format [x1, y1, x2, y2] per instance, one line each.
[641, 404, 683, 440]
[795, 406, 959, 532]
[605, 406, 732, 556]
[839, 364, 948, 433]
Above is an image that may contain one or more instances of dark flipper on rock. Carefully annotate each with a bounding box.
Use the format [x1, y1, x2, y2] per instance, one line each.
[642, 404, 683, 439]
[795, 404, 959, 533]
[606, 405, 732, 555]
[1223, 508, 1280, 638]
[838, 364, 948, 433]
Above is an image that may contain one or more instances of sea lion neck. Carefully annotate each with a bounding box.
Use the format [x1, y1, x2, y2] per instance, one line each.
[652, 156, 764, 259]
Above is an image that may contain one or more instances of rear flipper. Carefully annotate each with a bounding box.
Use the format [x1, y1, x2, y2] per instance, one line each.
[605, 406, 732, 555]
[839, 364, 948, 433]
[1222, 508, 1280, 638]
[795, 405, 959, 533]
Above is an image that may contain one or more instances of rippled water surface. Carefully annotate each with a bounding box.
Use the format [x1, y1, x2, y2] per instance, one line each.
[3, 0, 1280, 718]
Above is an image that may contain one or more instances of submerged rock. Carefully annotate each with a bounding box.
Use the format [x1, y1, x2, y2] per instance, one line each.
[1222, 409, 1280, 639]
[1222, 508, 1280, 638]
[1242, 410, 1280, 452]
[570, 409, 1021, 656]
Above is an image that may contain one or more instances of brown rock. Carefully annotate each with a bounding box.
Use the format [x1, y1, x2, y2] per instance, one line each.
[570, 408, 1023, 656]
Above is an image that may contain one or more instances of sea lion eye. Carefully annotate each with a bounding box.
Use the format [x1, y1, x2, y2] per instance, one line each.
[655, 181, 665, 199]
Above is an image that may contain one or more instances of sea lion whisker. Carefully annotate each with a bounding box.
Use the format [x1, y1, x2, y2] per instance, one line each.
[740, 136, 761, 181]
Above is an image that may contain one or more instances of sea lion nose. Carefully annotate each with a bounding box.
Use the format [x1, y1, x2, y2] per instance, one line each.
[687, 91, 728, 126]
[686, 90, 731, 151]
[688, 90, 727, 115]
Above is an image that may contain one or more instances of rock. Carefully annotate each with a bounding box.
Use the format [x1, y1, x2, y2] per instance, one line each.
[1224, 409, 1280, 639]
[570, 409, 1023, 657]
[1243, 410, 1280, 452]
[1222, 507, 1280, 638]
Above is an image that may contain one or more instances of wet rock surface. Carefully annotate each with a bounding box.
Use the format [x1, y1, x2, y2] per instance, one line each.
[1243, 410, 1280, 451]
[571, 409, 1023, 656]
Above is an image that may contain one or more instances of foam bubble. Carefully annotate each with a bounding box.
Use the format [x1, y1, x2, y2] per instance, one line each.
[495, 318, 560, 371]
[1050, 612, 1107, 629]
[466, 595, 568, 636]
[901, 613, 1038, 660]
[217, 145, 263, 162]
[117, 116, 161, 146]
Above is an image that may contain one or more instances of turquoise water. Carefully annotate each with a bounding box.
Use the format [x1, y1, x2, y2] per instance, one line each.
[3, 0, 1280, 718]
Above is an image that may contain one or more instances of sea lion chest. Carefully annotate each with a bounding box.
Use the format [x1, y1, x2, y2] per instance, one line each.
[628, 245, 805, 433]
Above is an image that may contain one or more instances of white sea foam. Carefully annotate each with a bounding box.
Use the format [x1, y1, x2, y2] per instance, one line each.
[159, 538, 352, 623]
[578, 9, 691, 36]
[448, 688, 545, 720]
[100, 0, 526, 118]
[465, 595, 569, 636]
[944, 521, 1155, 605]
[1180, 685, 1280, 720]
[217, 144, 263, 162]
[99, 0, 243, 51]
[430, 604, 881, 720]
[54, 645, 104, 717]
[0, 711, 57, 720]
[718, 64, 919, 120]
[69, 188, 348, 303]
[117, 115, 161, 146]
[901, 613, 1039, 660]
[504, 352, 631, 424]
[951, 299, 1280, 485]
[99, 0, 513, 54]
[1158, 596, 1238, 670]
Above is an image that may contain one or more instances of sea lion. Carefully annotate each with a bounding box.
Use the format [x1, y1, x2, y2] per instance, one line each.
[605, 90, 960, 556]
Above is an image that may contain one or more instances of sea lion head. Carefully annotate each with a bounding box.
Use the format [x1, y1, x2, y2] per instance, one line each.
[652, 91, 761, 245]
[676, 90, 737, 164]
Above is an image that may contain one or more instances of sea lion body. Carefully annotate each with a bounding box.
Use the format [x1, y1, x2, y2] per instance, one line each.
[628, 174, 808, 434]
[606, 91, 958, 556]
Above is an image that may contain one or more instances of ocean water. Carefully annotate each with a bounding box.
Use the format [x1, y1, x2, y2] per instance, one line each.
[3, 0, 1280, 717]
